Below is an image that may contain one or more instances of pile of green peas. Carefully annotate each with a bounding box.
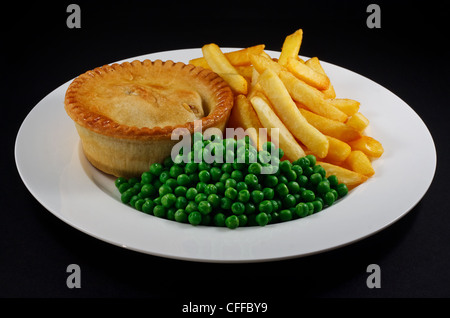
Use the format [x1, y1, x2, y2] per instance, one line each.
[115, 133, 348, 229]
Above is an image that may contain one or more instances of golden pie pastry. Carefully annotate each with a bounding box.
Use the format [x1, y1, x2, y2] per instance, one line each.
[64, 59, 234, 178]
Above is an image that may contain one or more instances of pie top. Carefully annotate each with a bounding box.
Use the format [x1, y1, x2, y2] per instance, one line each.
[64, 59, 234, 140]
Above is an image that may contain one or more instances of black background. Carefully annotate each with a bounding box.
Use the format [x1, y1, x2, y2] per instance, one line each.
[2, 0, 450, 311]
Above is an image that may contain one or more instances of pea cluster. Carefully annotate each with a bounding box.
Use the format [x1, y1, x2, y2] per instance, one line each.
[115, 133, 348, 229]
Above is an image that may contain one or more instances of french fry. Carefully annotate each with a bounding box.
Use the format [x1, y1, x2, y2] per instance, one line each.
[278, 29, 303, 67]
[317, 161, 369, 189]
[257, 69, 329, 158]
[189, 57, 211, 69]
[201, 43, 248, 95]
[324, 136, 352, 164]
[190, 45, 265, 68]
[305, 57, 336, 99]
[278, 70, 348, 122]
[286, 57, 330, 90]
[345, 150, 375, 177]
[225, 44, 265, 66]
[346, 112, 370, 132]
[330, 98, 360, 116]
[227, 95, 267, 150]
[235, 65, 254, 82]
[298, 107, 361, 142]
[347, 136, 384, 158]
[250, 53, 285, 75]
[250, 95, 306, 161]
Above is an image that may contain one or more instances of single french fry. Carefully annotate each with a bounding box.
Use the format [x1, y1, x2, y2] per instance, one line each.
[317, 161, 369, 189]
[225, 44, 265, 66]
[298, 107, 361, 142]
[305, 57, 336, 99]
[189, 57, 211, 69]
[278, 70, 348, 122]
[227, 95, 266, 150]
[250, 53, 285, 75]
[250, 95, 306, 161]
[345, 150, 375, 177]
[286, 57, 330, 90]
[278, 29, 303, 66]
[346, 112, 370, 132]
[347, 136, 384, 158]
[257, 69, 329, 158]
[330, 98, 360, 116]
[190, 44, 265, 68]
[324, 136, 352, 164]
[202, 43, 248, 95]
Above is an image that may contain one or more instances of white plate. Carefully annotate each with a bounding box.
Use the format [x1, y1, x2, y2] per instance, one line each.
[15, 48, 436, 263]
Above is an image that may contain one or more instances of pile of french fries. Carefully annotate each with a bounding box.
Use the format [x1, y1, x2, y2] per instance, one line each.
[189, 29, 383, 189]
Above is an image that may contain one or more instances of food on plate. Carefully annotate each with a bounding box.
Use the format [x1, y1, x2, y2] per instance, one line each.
[115, 133, 349, 229]
[190, 27, 383, 190]
[64, 59, 233, 178]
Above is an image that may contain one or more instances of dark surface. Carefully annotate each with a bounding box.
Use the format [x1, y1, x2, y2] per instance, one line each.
[2, 0, 449, 311]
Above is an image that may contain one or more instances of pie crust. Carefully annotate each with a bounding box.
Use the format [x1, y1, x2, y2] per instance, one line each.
[65, 59, 234, 178]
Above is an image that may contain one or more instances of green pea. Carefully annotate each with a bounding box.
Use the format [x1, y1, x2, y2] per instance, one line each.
[165, 178, 178, 190]
[264, 175, 278, 188]
[153, 205, 166, 218]
[244, 173, 259, 188]
[198, 201, 212, 215]
[313, 165, 326, 178]
[213, 213, 226, 227]
[248, 162, 262, 175]
[196, 182, 207, 193]
[282, 194, 297, 208]
[301, 189, 315, 202]
[159, 184, 172, 196]
[184, 162, 198, 174]
[251, 190, 264, 204]
[224, 187, 238, 200]
[186, 187, 198, 200]
[174, 209, 188, 223]
[317, 180, 331, 195]
[324, 191, 335, 206]
[198, 170, 211, 183]
[210, 167, 222, 181]
[159, 170, 171, 183]
[175, 196, 188, 210]
[220, 197, 232, 210]
[142, 200, 154, 214]
[224, 178, 237, 189]
[310, 173, 323, 186]
[284, 169, 297, 181]
[238, 189, 250, 203]
[279, 160, 292, 173]
[296, 157, 310, 170]
[305, 154, 317, 166]
[255, 212, 269, 227]
[207, 194, 221, 208]
[188, 211, 202, 225]
[177, 174, 191, 186]
[328, 175, 339, 188]
[276, 183, 289, 197]
[185, 201, 198, 214]
[195, 193, 208, 204]
[174, 185, 187, 197]
[121, 188, 137, 204]
[118, 182, 131, 194]
[262, 187, 274, 200]
[297, 175, 308, 187]
[287, 181, 300, 194]
[215, 182, 225, 194]
[161, 193, 176, 208]
[232, 202, 245, 215]
[128, 177, 140, 186]
[337, 183, 349, 197]
[312, 200, 323, 213]
[221, 163, 233, 174]
[245, 202, 256, 215]
[236, 181, 248, 192]
[279, 209, 293, 222]
[115, 177, 127, 188]
[231, 170, 244, 182]
[166, 208, 176, 221]
[225, 215, 239, 229]
[259, 200, 273, 214]
[237, 214, 248, 227]
[169, 165, 184, 178]
[134, 199, 145, 211]
[295, 202, 309, 218]
[198, 162, 211, 171]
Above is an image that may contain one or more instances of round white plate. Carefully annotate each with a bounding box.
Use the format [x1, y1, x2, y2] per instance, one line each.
[15, 48, 436, 263]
